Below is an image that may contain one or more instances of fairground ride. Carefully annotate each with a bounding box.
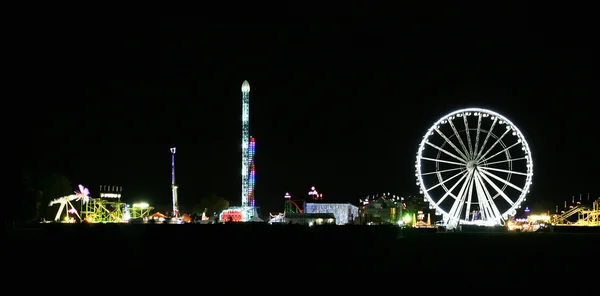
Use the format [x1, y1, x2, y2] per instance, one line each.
[82, 198, 127, 223]
[268, 193, 304, 224]
[359, 192, 405, 224]
[284, 192, 304, 214]
[47, 184, 155, 223]
[416, 108, 533, 230]
[268, 213, 284, 224]
[551, 199, 600, 226]
[48, 184, 90, 222]
[127, 203, 154, 220]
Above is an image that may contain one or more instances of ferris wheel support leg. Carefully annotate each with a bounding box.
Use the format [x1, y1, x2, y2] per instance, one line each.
[476, 171, 504, 225]
[447, 175, 471, 228]
[445, 217, 459, 230]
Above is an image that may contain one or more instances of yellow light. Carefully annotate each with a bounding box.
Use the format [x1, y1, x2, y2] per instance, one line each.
[132, 203, 149, 209]
[528, 214, 550, 222]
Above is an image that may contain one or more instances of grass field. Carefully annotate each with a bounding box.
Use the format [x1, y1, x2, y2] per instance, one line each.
[6, 223, 598, 277]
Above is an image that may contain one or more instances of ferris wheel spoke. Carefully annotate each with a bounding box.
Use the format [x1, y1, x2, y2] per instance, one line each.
[421, 167, 463, 176]
[474, 171, 503, 221]
[420, 157, 465, 167]
[473, 113, 483, 157]
[425, 141, 467, 163]
[447, 170, 473, 223]
[479, 166, 530, 176]
[463, 115, 474, 158]
[475, 117, 498, 160]
[464, 172, 476, 220]
[477, 172, 504, 220]
[476, 128, 511, 162]
[472, 172, 492, 220]
[479, 168, 523, 193]
[426, 170, 466, 192]
[434, 128, 469, 160]
[435, 172, 469, 207]
[477, 170, 516, 206]
[448, 119, 471, 159]
[479, 141, 521, 163]
[484, 156, 528, 167]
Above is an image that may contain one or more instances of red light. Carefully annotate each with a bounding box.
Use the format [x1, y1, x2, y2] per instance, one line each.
[221, 210, 243, 222]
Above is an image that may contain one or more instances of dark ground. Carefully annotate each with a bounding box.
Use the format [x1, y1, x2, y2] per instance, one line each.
[5, 224, 599, 285]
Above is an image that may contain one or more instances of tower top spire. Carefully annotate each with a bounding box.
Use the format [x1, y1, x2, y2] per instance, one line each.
[242, 80, 250, 92]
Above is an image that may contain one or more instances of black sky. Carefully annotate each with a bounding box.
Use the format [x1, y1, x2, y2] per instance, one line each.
[17, 5, 597, 215]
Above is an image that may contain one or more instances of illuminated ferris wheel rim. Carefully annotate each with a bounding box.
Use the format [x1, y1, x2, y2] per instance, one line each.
[415, 107, 534, 225]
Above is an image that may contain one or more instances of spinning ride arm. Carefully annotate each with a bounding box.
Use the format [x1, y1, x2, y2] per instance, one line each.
[48, 194, 83, 222]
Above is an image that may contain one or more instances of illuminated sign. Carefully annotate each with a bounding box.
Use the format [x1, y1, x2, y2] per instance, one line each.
[99, 185, 123, 199]
[100, 193, 122, 199]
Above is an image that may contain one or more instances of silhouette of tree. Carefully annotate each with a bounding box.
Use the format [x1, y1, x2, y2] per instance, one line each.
[9, 171, 38, 222]
[192, 193, 230, 216]
[36, 173, 73, 221]
[403, 195, 428, 216]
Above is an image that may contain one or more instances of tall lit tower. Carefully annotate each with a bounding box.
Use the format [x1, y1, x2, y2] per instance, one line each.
[241, 80, 250, 207]
[248, 137, 256, 207]
[170, 147, 179, 217]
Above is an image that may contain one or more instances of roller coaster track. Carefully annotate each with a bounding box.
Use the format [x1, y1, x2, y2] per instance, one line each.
[289, 200, 303, 213]
[554, 205, 589, 225]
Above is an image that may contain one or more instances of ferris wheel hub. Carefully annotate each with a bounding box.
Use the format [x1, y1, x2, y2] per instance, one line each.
[466, 160, 478, 170]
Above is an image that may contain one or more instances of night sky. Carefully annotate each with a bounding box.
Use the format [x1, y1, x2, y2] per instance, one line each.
[17, 6, 596, 216]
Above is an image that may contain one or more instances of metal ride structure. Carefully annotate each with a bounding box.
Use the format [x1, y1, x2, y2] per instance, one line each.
[578, 199, 600, 226]
[216, 81, 260, 222]
[552, 199, 600, 226]
[48, 184, 91, 222]
[268, 213, 284, 224]
[248, 137, 256, 207]
[241, 80, 251, 208]
[171, 147, 179, 218]
[268, 192, 305, 224]
[231, 79, 256, 221]
[128, 203, 154, 220]
[415, 108, 534, 230]
[82, 186, 127, 223]
[82, 198, 127, 223]
[46, 184, 154, 223]
[284, 192, 304, 214]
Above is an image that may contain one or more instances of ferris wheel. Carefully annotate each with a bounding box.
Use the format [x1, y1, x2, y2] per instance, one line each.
[415, 108, 533, 229]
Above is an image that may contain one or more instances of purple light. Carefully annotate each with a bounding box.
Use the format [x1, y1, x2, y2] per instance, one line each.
[248, 137, 256, 207]
[77, 184, 90, 203]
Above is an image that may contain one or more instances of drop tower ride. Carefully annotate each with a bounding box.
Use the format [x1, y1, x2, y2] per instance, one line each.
[241, 80, 251, 208]
[170, 147, 179, 217]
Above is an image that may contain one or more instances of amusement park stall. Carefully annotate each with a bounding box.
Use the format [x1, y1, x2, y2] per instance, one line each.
[305, 203, 359, 225]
